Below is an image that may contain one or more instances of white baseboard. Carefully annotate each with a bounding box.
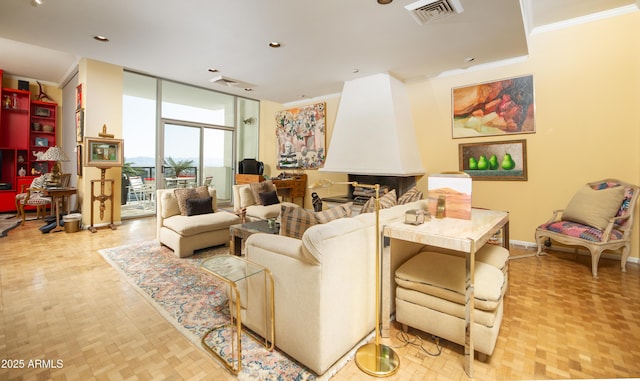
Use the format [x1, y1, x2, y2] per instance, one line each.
[510, 239, 640, 265]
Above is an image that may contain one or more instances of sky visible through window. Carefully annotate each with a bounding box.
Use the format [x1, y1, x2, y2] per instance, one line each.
[123, 95, 226, 167]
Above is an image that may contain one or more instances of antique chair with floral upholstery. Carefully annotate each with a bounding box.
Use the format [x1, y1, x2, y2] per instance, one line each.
[535, 179, 640, 278]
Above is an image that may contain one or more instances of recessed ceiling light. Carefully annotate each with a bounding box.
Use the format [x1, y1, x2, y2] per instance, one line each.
[464, 57, 475, 63]
[208, 68, 219, 73]
[31, 0, 44, 6]
[352, 69, 360, 74]
[93, 35, 109, 42]
[243, 88, 253, 92]
[268, 41, 282, 48]
[377, 0, 393, 4]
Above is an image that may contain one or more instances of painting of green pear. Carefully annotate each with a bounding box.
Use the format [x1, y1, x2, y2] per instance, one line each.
[477, 155, 489, 170]
[489, 154, 499, 170]
[469, 157, 478, 170]
[458, 139, 527, 180]
[501, 153, 516, 170]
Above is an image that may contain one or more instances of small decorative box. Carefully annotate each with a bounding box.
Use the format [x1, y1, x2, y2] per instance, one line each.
[405, 209, 430, 225]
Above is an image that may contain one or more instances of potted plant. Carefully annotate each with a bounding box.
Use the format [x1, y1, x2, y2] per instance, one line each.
[164, 157, 195, 178]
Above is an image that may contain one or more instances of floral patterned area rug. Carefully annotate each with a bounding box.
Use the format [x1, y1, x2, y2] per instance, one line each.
[98, 240, 319, 381]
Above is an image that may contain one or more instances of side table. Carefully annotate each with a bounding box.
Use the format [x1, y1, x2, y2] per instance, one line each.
[229, 220, 279, 256]
[200, 255, 275, 374]
[42, 187, 77, 233]
[382, 208, 509, 378]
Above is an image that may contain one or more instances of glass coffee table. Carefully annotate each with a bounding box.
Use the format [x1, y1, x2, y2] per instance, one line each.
[200, 255, 274, 374]
[229, 219, 279, 256]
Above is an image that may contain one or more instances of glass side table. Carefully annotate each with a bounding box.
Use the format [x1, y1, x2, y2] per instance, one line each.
[200, 255, 275, 374]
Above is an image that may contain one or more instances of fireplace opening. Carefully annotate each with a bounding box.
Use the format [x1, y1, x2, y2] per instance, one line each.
[323, 174, 417, 205]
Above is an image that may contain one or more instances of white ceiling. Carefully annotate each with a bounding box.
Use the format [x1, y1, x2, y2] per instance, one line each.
[0, 0, 636, 104]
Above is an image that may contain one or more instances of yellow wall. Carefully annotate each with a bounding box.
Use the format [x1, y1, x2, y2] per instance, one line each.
[77, 59, 124, 227]
[260, 11, 640, 259]
[408, 12, 640, 257]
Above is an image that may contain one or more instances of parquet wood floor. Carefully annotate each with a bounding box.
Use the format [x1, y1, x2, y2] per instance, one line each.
[1, 215, 640, 380]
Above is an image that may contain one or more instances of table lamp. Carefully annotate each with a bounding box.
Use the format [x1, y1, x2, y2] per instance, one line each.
[309, 179, 400, 377]
[39, 146, 70, 186]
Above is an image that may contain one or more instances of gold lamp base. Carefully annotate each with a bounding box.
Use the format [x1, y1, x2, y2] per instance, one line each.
[355, 342, 400, 377]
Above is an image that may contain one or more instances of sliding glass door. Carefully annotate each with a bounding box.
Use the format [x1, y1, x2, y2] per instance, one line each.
[161, 121, 234, 202]
[202, 127, 234, 202]
[162, 122, 201, 189]
[123, 71, 259, 218]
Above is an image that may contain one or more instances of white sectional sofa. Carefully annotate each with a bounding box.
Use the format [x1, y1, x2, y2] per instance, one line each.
[241, 199, 429, 375]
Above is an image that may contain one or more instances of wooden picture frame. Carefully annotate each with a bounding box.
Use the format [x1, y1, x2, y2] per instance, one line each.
[458, 139, 527, 181]
[76, 144, 82, 176]
[452, 74, 535, 138]
[75, 109, 84, 142]
[76, 84, 82, 110]
[84, 137, 124, 168]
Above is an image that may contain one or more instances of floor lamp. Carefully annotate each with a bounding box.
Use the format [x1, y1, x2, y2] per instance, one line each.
[309, 179, 400, 377]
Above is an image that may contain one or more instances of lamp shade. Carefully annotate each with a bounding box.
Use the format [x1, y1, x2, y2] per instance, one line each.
[40, 146, 70, 162]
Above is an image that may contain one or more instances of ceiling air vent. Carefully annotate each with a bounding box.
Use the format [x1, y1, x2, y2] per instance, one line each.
[208, 75, 254, 91]
[404, 0, 464, 25]
[209, 75, 240, 87]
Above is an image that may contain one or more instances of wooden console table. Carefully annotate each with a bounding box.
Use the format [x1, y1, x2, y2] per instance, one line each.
[235, 173, 307, 207]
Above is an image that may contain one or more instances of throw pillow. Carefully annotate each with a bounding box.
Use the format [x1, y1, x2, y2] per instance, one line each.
[174, 186, 210, 216]
[280, 206, 316, 240]
[561, 184, 625, 230]
[250, 180, 276, 205]
[185, 196, 214, 216]
[280, 203, 353, 239]
[361, 189, 397, 214]
[398, 186, 423, 205]
[315, 202, 353, 224]
[259, 190, 281, 206]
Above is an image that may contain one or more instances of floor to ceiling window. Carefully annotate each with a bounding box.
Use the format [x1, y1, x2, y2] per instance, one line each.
[122, 71, 259, 219]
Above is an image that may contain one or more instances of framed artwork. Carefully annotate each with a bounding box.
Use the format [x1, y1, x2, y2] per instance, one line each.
[33, 107, 50, 117]
[35, 137, 48, 147]
[275, 102, 326, 169]
[458, 139, 527, 181]
[76, 84, 82, 110]
[32, 162, 48, 175]
[452, 74, 535, 138]
[75, 109, 84, 142]
[76, 145, 82, 176]
[84, 137, 124, 168]
[427, 173, 472, 220]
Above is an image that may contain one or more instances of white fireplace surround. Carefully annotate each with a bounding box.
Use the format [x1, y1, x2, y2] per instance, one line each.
[321, 73, 425, 176]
